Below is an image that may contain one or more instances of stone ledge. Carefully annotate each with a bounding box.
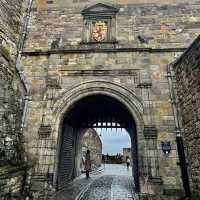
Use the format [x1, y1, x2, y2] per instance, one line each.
[148, 176, 163, 185]
[22, 47, 186, 56]
[59, 69, 139, 77]
[80, 40, 118, 45]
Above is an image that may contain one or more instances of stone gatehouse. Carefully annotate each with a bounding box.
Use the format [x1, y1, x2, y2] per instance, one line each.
[1, 0, 200, 199]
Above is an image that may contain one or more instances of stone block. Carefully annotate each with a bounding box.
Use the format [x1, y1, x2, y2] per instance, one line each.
[144, 125, 158, 139]
[38, 124, 52, 138]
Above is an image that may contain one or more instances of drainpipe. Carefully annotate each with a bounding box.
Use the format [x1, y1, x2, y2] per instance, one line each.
[16, 0, 33, 132]
[15, 1, 33, 199]
[166, 63, 191, 198]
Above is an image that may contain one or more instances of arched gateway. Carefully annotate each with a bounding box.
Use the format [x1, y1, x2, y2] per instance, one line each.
[52, 81, 144, 192]
[18, 1, 194, 198]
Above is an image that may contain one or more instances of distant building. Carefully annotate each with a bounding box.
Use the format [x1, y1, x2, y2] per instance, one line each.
[82, 129, 102, 167]
[123, 148, 132, 164]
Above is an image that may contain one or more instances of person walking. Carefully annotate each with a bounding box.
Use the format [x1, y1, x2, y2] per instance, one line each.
[126, 156, 130, 168]
[85, 150, 91, 179]
[102, 154, 105, 167]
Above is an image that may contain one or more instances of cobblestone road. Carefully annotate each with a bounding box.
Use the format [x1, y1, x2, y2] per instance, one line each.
[80, 175, 136, 200]
[55, 164, 138, 200]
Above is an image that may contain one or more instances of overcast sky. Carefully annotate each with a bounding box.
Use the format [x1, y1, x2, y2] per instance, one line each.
[96, 128, 131, 155]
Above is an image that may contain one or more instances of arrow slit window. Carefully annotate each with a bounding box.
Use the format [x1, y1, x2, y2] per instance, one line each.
[81, 3, 119, 43]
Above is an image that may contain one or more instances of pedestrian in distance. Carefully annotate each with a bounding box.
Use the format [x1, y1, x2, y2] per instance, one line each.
[102, 154, 106, 167]
[126, 156, 130, 168]
[85, 150, 91, 179]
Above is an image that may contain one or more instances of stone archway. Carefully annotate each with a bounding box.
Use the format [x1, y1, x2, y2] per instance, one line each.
[51, 81, 144, 192]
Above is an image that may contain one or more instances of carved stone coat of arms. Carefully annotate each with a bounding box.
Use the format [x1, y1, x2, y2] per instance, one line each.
[93, 21, 107, 42]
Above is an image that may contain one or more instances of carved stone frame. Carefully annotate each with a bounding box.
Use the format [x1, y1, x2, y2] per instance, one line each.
[81, 3, 119, 44]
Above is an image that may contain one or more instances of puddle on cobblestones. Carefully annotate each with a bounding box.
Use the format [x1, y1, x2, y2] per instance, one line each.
[102, 164, 132, 176]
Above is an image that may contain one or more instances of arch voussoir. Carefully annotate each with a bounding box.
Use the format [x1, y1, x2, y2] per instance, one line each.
[52, 81, 144, 134]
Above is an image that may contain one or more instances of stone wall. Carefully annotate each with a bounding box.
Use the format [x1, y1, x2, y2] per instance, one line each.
[0, 165, 28, 199]
[20, 0, 200, 199]
[82, 129, 102, 167]
[0, 0, 28, 198]
[24, 0, 200, 51]
[173, 35, 200, 199]
[123, 148, 131, 163]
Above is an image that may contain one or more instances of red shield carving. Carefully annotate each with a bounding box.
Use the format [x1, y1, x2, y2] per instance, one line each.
[93, 21, 107, 42]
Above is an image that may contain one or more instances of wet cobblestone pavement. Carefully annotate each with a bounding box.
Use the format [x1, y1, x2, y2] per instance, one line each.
[55, 164, 138, 200]
[80, 175, 136, 200]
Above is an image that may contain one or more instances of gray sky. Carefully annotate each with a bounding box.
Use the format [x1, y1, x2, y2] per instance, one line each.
[96, 128, 131, 155]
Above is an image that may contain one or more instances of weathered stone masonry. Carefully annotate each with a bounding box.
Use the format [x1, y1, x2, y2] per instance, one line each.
[0, 0, 200, 199]
[20, 0, 200, 199]
[173, 35, 200, 199]
[0, 0, 29, 198]
[82, 128, 102, 167]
